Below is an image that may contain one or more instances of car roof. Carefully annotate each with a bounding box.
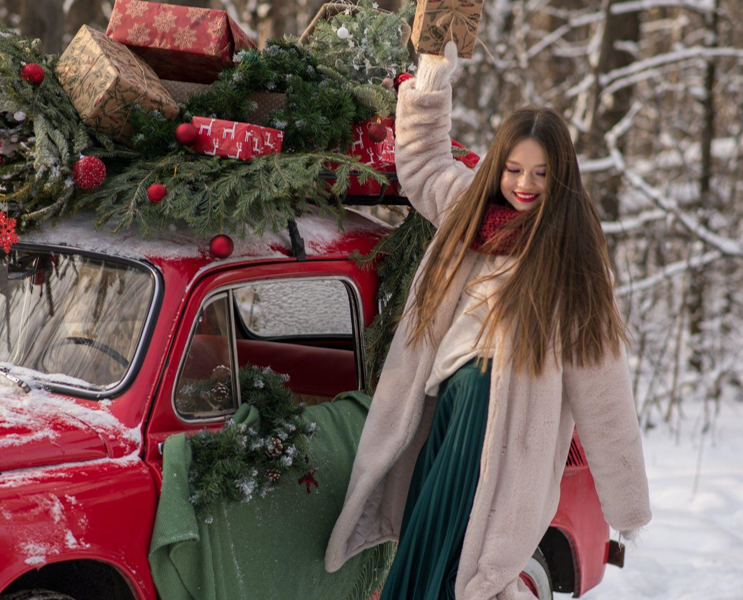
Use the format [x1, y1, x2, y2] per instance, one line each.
[20, 206, 392, 267]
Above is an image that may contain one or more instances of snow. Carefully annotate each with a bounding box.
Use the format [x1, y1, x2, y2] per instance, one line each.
[0, 363, 95, 390]
[0, 386, 141, 462]
[1, 490, 92, 566]
[20, 206, 389, 263]
[0, 451, 140, 491]
[556, 399, 743, 600]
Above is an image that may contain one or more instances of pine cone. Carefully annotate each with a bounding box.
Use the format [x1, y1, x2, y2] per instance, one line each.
[211, 383, 230, 402]
[265, 436, 283, 457]
[265, 468, 281, 482]
[211, 365, 231, 383]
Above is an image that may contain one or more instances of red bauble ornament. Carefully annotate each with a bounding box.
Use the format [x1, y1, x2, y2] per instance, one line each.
[73, 156, 106, 190]
[175, 123, 198, 147]
[393, 72, 413, 92]
[20, 63, 45, 86]
[367, 120, 387, 143]
[209, 234, 234, 259]
[0, 211, 19, 254]
[147, 183, 167, 203]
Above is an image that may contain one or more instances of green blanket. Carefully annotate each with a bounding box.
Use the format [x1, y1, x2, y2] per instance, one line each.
[149, 391, 396, 600]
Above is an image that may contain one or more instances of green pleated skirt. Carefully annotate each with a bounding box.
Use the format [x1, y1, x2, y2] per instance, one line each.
[379, 356, 492, 600]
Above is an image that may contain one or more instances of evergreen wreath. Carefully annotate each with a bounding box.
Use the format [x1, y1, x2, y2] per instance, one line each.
[305, 0, 416, 86]
[188, 363, 319, 522]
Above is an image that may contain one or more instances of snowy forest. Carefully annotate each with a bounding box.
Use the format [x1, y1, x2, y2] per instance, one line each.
[1, 0, 741, 598]
[7, 0, 739, 437]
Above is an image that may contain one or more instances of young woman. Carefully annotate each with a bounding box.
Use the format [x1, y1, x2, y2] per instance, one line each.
[325, 42, 652, 600]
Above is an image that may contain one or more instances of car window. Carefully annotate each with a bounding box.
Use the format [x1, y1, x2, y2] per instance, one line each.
[233, 279, 352, 337]
[0, 247, 155, 392]
[174, 293, 237, 419]
[233, 277, 361, 408]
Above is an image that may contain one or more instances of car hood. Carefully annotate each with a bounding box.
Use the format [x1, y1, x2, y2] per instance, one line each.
[0, 385, 140, 473]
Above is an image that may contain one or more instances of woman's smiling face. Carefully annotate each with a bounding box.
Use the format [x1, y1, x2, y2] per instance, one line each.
[500, 138, 547, 212]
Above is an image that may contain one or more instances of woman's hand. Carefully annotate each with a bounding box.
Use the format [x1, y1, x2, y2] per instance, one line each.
[414, 41, 460, 92]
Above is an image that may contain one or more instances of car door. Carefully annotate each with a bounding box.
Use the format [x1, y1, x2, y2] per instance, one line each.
[143, 258, 374, 491]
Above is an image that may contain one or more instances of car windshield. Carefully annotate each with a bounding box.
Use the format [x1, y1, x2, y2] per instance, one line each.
[0, 247, 155, 391]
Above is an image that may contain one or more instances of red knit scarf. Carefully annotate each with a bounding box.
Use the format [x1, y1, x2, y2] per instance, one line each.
[469, 203, 524, 254]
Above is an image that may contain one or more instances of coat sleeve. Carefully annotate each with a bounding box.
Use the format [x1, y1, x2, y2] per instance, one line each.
[394, 78, 477, 229]
[563, 339, 653, 534]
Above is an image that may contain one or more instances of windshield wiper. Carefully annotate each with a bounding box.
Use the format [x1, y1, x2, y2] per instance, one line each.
[0, 367, 31, 393]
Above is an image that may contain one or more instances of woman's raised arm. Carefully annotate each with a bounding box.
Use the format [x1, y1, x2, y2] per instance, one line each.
[394, 41, 477, 229]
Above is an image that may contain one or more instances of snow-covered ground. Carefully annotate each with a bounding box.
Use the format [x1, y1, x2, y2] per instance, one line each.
[557, 398, 743, 600]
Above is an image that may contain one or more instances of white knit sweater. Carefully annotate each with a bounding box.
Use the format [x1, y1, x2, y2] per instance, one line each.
[424, 253, 511, 396]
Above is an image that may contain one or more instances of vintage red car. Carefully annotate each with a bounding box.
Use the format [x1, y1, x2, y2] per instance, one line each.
[0, 207, 625, 600]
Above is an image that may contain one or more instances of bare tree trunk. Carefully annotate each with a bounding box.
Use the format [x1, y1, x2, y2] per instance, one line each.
[687, 0, 718, 375]
[580, 0, 641, 265]
[20, 0, 64, 53]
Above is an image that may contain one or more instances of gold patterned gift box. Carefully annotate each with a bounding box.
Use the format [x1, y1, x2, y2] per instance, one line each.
[55, 25, 179, 144]
[411, 0, 484, 59]
[106, 0, 257, 84]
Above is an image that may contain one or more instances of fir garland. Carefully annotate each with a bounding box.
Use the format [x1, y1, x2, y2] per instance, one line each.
[131, 38, 393, 156]
[351, 209, 435, 394]
[0, 25, 122, 230]
[188, 363, 319, 521]
[80, 150, 388, 236]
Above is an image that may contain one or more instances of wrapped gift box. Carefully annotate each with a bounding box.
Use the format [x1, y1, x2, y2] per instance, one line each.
[106, 0, 257, 84]
[411, 0, 484, 59]
[451, 139, 480, 168]
[325, 116, 401, 199]
[326, 117, 480, 202]
[161, 79, 211, 104]
[245, 92, 287, 128]
[55, 25, 179, 143]
[191, 117, 283, 160]
[161, 85, 285, 127]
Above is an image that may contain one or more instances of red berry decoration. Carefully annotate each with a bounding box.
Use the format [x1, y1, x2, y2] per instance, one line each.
[393, 72, 413, 91]
[175, 123, 198, 147]
[20, 63, 45, 86]
[73, 156, 106, 190]
[209, 234, 234, 259]
[147, 183, 167, 203]
[367, 119, 388, 143]
[298, 467, 320, 495]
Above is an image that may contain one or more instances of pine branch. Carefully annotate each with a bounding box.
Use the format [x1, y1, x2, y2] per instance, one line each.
[81, 151, 388, 236]
[351, 209, 435, 394]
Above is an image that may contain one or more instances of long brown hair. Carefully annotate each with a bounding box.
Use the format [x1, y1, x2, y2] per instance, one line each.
[402, 105, 630, 377]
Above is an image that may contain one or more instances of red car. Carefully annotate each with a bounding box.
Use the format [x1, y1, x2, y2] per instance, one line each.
[0, 208, 625, 600]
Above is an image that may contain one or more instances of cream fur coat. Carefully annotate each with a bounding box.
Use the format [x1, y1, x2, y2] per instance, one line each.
[324, 77, 652, 599]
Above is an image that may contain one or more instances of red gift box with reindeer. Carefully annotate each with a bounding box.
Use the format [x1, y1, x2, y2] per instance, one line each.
[329, 116, 401, 198]
[191, 117, 284, 160]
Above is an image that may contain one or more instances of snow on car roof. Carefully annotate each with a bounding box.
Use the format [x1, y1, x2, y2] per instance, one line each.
[20, 206, 391, 262]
